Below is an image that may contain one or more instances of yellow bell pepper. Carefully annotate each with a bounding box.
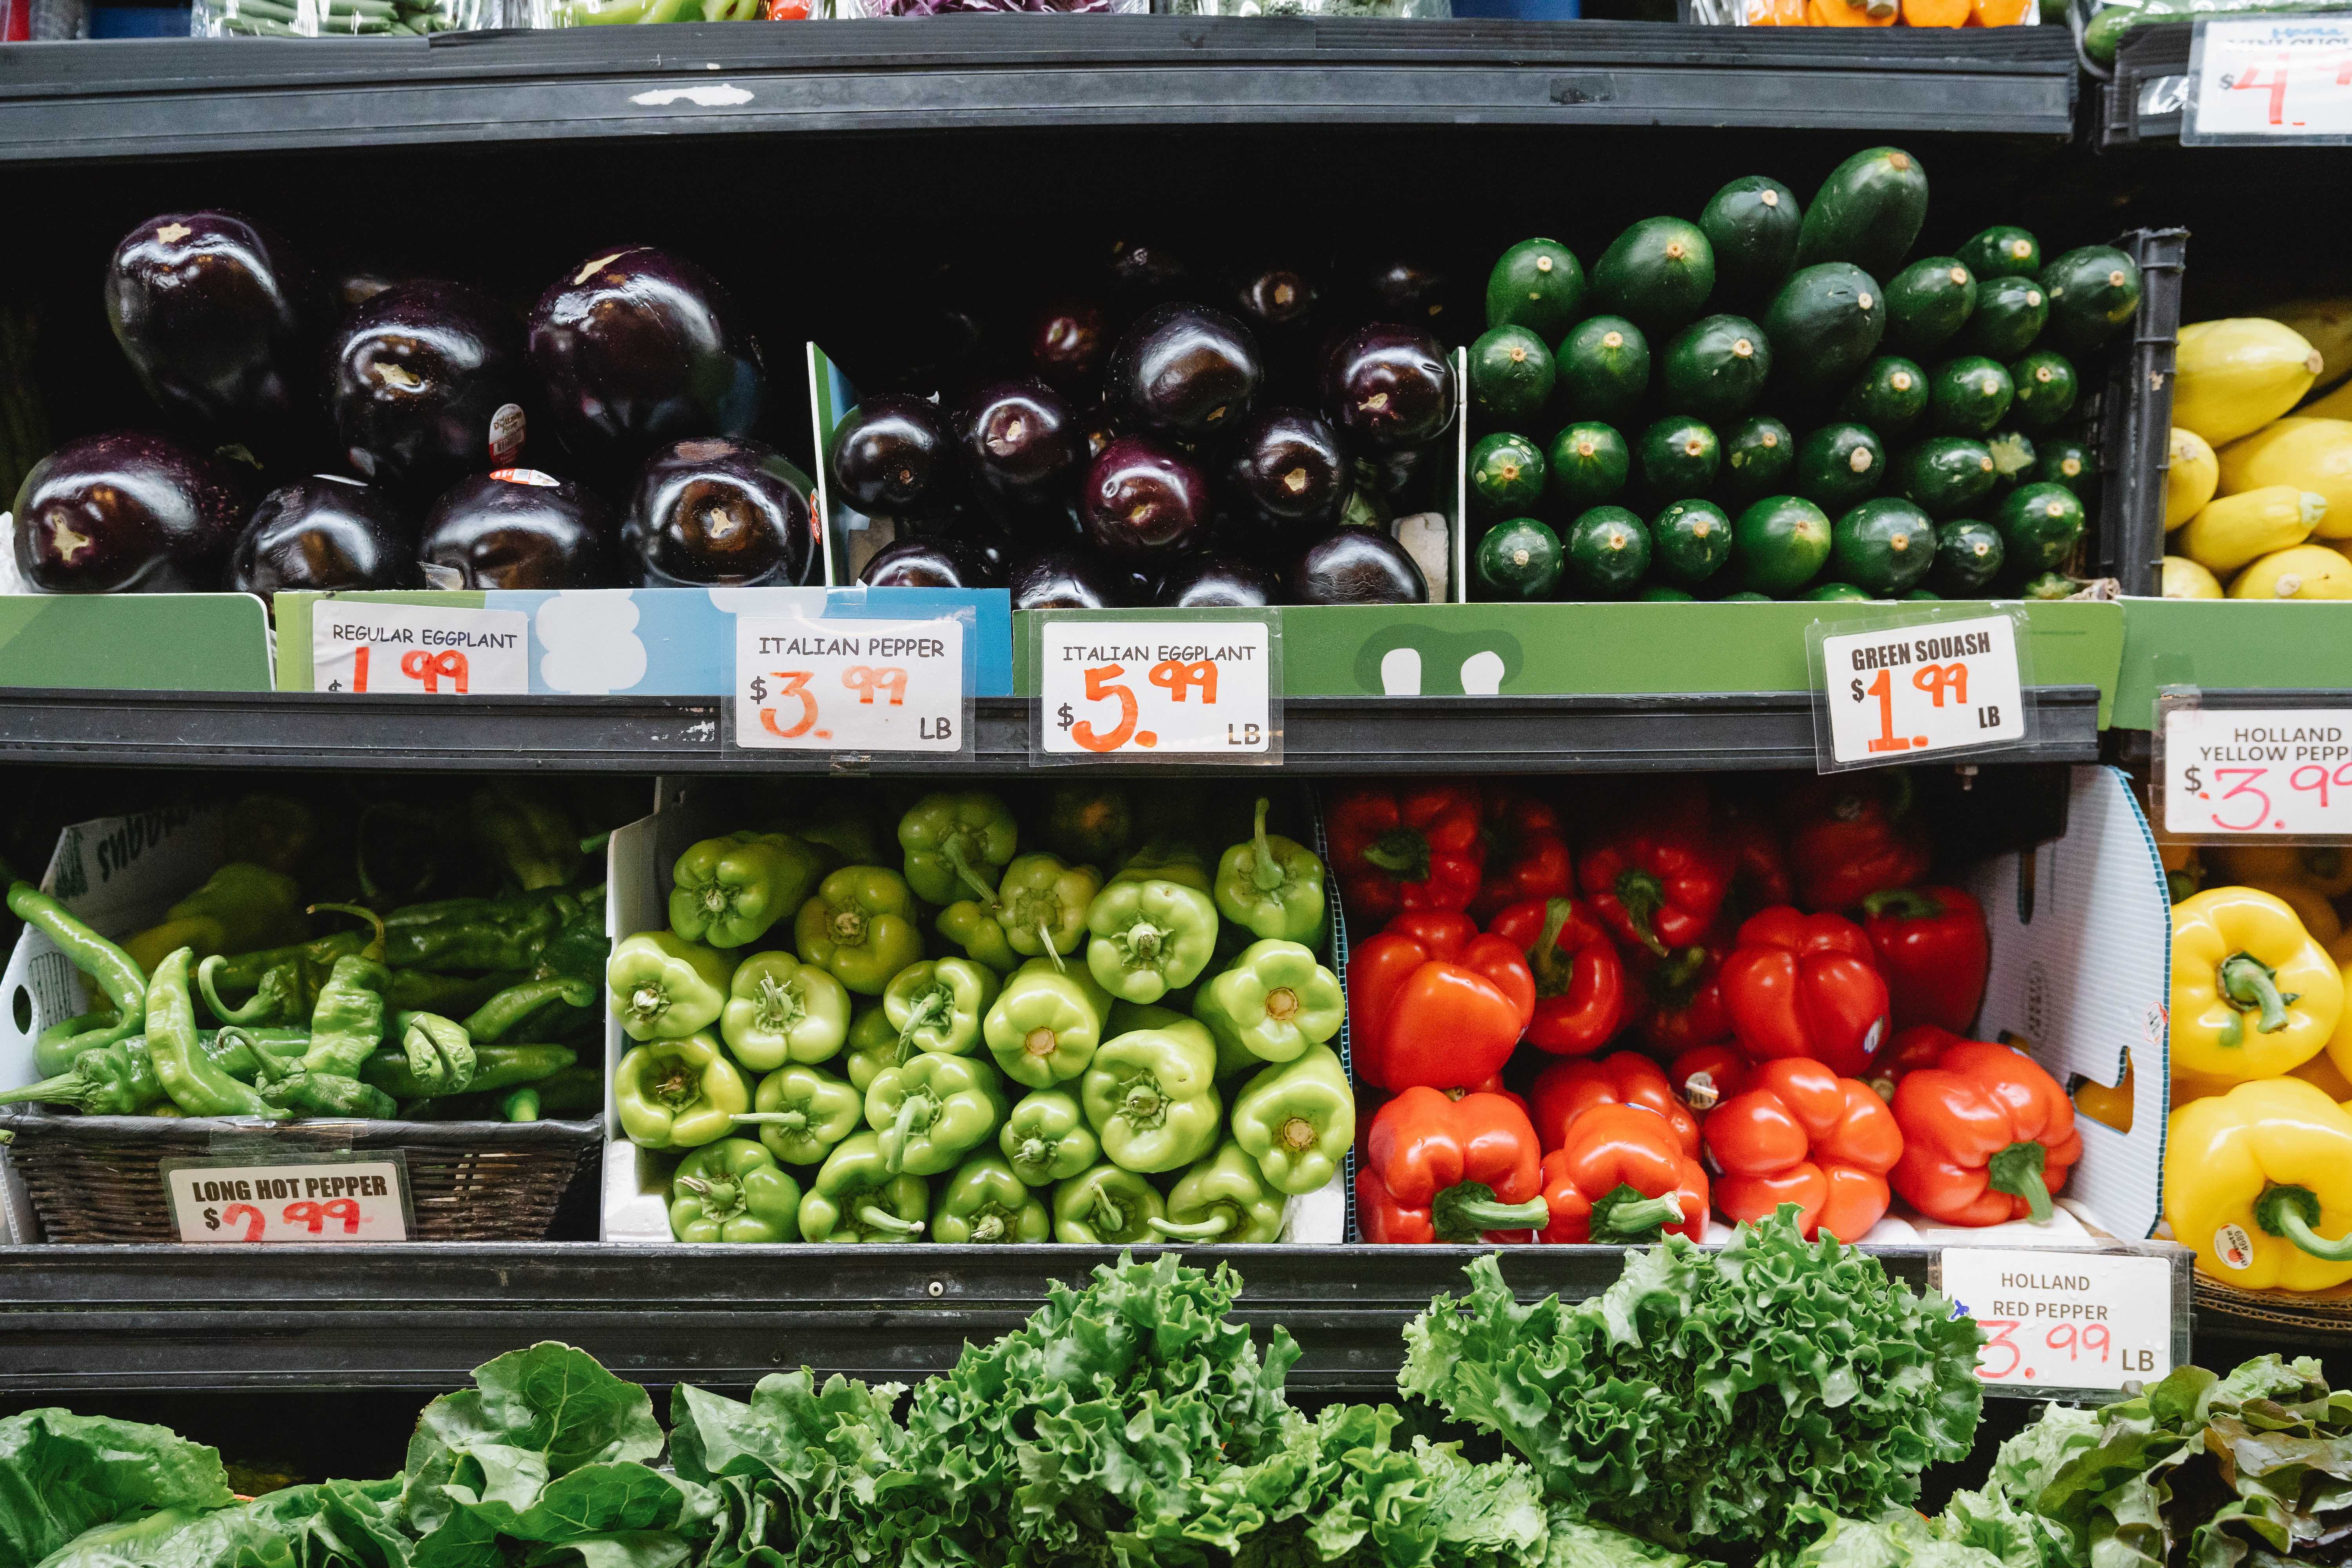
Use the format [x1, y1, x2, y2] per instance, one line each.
[2167, 1076, 2352, 1290]
[2332, 927, 2352, 966]
[2171, 886, 2343, 1082]
[2243, 878, 2345, 946]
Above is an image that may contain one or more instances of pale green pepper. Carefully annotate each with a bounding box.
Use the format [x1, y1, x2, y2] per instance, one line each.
[898, 791, 1019, 906]
[883, 958, 1000, 1058]
[1085, 879, 1219, 1004]
[1193, 940, 1343, 1066]
[1230, 1044, 1354, 1196]
[1052, 1162, 1165, 1243]
[998, 1088, 1100, 1186]
[615, 1031, 750, 1149]
[933, 1152, 1051, 1244]
[798, 1132, 927, 1242]
[1080, 1013, 1221, 1173]
[1212, 798, 1327, 943]
[864, 1050, 1008, 1176]
[737, 1062, 864, 1166]
[608, 931, 733, 1042]
[1151, 1139, 1286, 1242]
[982, 966, 1101, 1089]
[839, 1004, 899, 1095]
[720, 951, 851, 1071]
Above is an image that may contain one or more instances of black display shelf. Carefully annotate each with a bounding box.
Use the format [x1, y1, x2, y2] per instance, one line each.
[2094, 22, 2190, 145]
[0, 17, 2082, 164]
[0, 685, 2104, 774]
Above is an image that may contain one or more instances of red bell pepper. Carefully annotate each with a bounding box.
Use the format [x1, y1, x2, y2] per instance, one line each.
[1666, 1041, 1749, 1112]
[1347, 912, 1535, 1091]
[1487, 897, 1626, 1057]
[1860, 885, 1989, 1034]
[1717, 798, 1795, 921]
[1530, 1051, 1699, 1157]
[1360, 1087, 1549, 1243]
[1781, 773, 1933, 913]
[1629, 932, 1734, 1055]
[1891, 1038, 2081, 1226]
[1536, 1102, 1710, 1245]
[1327, 784, 1485, 926]
[1718, 906, 1891, 1078]
[1703, 1056, 1904, 1242]
[1452, 1072, 1531, 1125]
[1576, 787, 1733, 958]
[1471, 788, 1573, 922]
[1865, 1022, 1964, 1102]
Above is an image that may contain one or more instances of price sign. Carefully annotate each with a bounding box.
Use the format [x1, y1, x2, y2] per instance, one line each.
[163, 1158, 410, 1243]
[1037, 617, 1276, 761]
[2161, 705, 2352, 837]
[733, 613, 965, 753]
[1813, 613, 2028, 771]
[1939, 1250, 2174, 1392]
[312, 601, 529, 696]
[2187, 16, 2352, 144]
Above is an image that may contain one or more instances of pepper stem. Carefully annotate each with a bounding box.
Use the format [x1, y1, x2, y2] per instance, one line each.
[1588, 1183, 1686, 1244]
[731, 1111, 807, 1129]
[1090, 1191, 1129, 1237]
[1250, 798, 1286, 893]
[1985, 1140, 2055, 1223]
[1612, 871, 1670, 957]
[1530, 898, 1578, 995]
[2220, 954, 2295, 1035]
[857, 1203, 924, 1237]
[969, 1212, 1006, 1243]
[1359, 828, 1431, 883]
[1149, 1212, 1234, 1241]
[897, 991, 948, 1056]
[1016, 1136, 1049, 1169]
[884, 1095, 926, 1172]
[1430, 1180, 1550, 1241]
[1859, 887, 1944, 922]
[1041, 924, 1065, 971]
[309, 901, 388, 962]
[946, 841, 999, 905]
[2255, 1183, 2352, 1260]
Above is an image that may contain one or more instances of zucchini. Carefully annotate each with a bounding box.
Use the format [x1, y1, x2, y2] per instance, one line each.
[1661, 314, 1773, 423]
[1838, 356, 1929, 434]
[1956, 226, 2040, 282]
[1963, 276, 2049, 360]
[1637, 585, 1696, 601]
[1718, 591, 1771, 603]
[1996, 481, 2087, 573]
[1485, 238, 1586, 340]
[1469, 431, 1548, 517]
[1474, 517, 1565, 601]
[1885, 258, 1976, 357]
[2019, 570, 2076, 601]
[1591, 218, 1717, 337]
[1764, 263, 1887, 394]
[1733, 494, 1833, 595]
[1804, 582, 1874, 603]
[1896, 436, 1999, 518]
[1795, 422, 1887, 514]
[1700, 175, 1803, 309]
[1985, 428, 2038, 492]
[1651, 498, 1735, 586]
[1640, 416, 1722, 501]
[1927, 357, 2015, 437]
[2040, 246, 2143, 356]
[2034, 436, 2096, 498]
[1832, 495, 1937, 596]
[1469, 327, 1556, 430]
[2006, 352, 2079, 432]
[1904, 588, 1942, 601]
[1932, 518, 2005, 594]
[1796, 147, 1929, 281]
[1548, 421, 1632, 514]
[1720, 416, 1796, 504]
[1564, 506, 1653, 598]
[1554, 316, 1651, 424]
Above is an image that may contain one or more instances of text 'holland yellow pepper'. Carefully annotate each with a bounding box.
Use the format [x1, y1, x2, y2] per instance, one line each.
[2167, 1076, 2352, 1291]
[2170, 886, 2344, 1083]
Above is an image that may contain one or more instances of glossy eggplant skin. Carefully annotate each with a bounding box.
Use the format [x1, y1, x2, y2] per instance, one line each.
[1224, 406, 1353, 531]
[227, 476, 419, 595]
[418, 472, 615, 590]
[527, 247, 764, 477]
[958, 379, 1078, 510]
[858, 535, 987, 590]
[1159, 554, 1277, 608]
[1009, 548, 1125, 611]
[1106, 239, 1189, 303]
[105, 211, 317, 449]
[1359, 258, 1451, 327]
[1285, 526, 1427, 606]
[1027, 299, 1109, 395]
[1107, 303, 1263, 439]
[1233, 262, 1320, 338]
[1321, 324, 1457, 451]
[1080, 435, 1212, 559]
[623, 437, 816, 588]
[328, 279, 528, 499]
[12, 432, 251, 593]
[827, 394, 957, 516]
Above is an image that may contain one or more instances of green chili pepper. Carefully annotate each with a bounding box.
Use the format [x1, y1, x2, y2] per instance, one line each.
[935, 898, 1020, 974]
[670, 831, 826, 950]
[395, 1010, 477, 1095]
[1212, 798, 1328, 942]
[998, 1088, 1100, 1186]
[1051, 1162, 1165, 1244]
[882, 958, 1000, 1059]
[256, 1062, 398, 1120]
[794, 867, 924, 996]
[196, 955, 301, 1028]
[298, 903, 393, 1077]
[7, 879, 147, 1068]
[1085, 879, 1219, 1004]
[1044, 783, 1132, 866]
[472, 781, 582, 892]
[362, 1042, 575, 1101]
[982, 966, 1101, 1089]
[898, 792, 1020, 907]
[1109, 843, 1212, 893]
[1230, 1043, 1355, 1196]
[615, 1032, 750, 1149]
[839, 1004, 900, 1095]
[864, 1050, 1007, 1176]
[1081, 1011, 1221, 1174]
[31, 1011, 139, 1080]
[670, 1137, 801, 1243]
[388, 969, 525, 1018]
[201, 929, 363, 996]
[1193, 940, 1343, 1067]
[933, 1152, 1051, 1244]
[148, 950, 281, 1120]
[384, 886, 604, 974]
[735, 1062, 863, 1166]
[799, 1132, 929, 1242]
[719, 951, 851, 1071]
[0, 1027, 308, 1115]
[1151, 1138, 1287, 1242]
[607, 930, 734, 1041]
[463, 975, 596, 1044]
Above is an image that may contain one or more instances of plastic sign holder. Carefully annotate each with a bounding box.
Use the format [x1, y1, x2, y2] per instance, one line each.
[2155, 686, 2352, 842]
[1030, 610, 1282, 766]
[1936, 1246, 2187, 1396]
[310, 599, 529, 695]
[1806, 605, 2034, 773]
[162, 1152, 413, 1243]
[724, 598, 976, 765]
[2185, 15, 2352, 145]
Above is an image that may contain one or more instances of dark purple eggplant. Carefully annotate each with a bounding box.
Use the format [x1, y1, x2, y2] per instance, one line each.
[1225, 406, 1353, 529]
[1286, 526, 1427, 606]
[1107, 303, 1263, 439]
[1009, 548, 1126, 610]
[11, 432, 250, 593]
[1105, 238, 1189, 301]
[1081, 435, 1212, 559]
[332, 270, 402, 312]
[623, 437, 816, 588]
[527, 247, 764, 477]
[1359, 258, 1451, 327]
[227, 475, 418, 595]
[858, 535, 987, 589]
[419, 471, 615, 590]
[1322, 324, 1456, 452]
[105, 211, 317, 448]
[327, 280, 529, 499]
[827, 394, 957, 516]
[1233, 262, 1321, 338]
[1027, 299, 1109, 394]
[1159, 554, 1278, 608]
[957, 379, 1077, 510]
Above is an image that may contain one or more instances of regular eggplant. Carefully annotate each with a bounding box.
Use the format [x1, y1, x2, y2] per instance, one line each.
[1286, 526, 1427, 606]
[1321, 324, 1456, 451]
[1159, 554, 1278, 608]
[858, 535, 988, 589]
[418, 470, 615, 590]
[1106, 238, 1189, 302]
[227, 476, 418, 594]
[327, 280, 529, 499]
[1232, 261, 1321, 339]
[1009, 548, 1125, 611]
[827, 394, 957, 516]
[1224, 406, 1353, 534]
[623, 437, 816, 588]
[1107, 303, 1263, 439]
[1027, 299, 1109, 394]
[1081, 435, 1212, 559]
[105, 211, 318, 449]
[527, 247, 764, 478]
[11, 432, 250, 593]
[957, 379, 1078, 511]
[1358, 258, 1451, 326]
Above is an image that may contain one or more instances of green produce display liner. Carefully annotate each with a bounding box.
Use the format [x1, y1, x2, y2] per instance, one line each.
[0, 594, 271, 692]
[2112, 597, 2352, 730]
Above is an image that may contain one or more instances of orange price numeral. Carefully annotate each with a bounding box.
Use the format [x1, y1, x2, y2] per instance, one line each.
[1912, 661, 1968, 709]
[1148, 658, 1218, 704]
[844, 665, 908, 706]
[1863, 668, 1914, 755]
[282, 1198, 362, 1235]
[1072, 663, 1139, 753]
[401, 649, 470, 693]
[758, 671, 818, 739]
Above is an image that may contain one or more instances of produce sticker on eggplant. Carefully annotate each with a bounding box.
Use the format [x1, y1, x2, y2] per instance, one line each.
[2160, 704, 2352, 838]
[1810, 611, 2029, 772]
[1938, 1249, 2174, 1392]
[1036, 615, 1278, 762]
[312, 600, 529, 697]
[162, 1157, 411, 1243]
[732, 612, 965, 753]
[2186, 16, 2352, 145]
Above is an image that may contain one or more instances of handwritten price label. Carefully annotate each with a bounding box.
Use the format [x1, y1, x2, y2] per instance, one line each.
[733, 613, 964, 753]
[2161, 706, 2352, 837]
[1939, 1250, 2173, 1392]
[312, 601, 529, 696]
[1038, 618, 1274, 759]
[2189, 17, 2352, 142]
[163, 1159, 410, 1244]
[1815, 614, 2026, 769]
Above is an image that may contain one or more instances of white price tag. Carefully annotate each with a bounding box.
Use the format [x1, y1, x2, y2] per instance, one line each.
[1038, 617, 1275, 759]
[2162, 706, 2352, 837]
[312, 601, 529, 696]
[1817, 614, 2026, 769]
[163, 1159, 410, 1243]
[2187, 16, 2352, 143]
[733, 613, 964, 753]
[1939, 1250, 2174, 1392]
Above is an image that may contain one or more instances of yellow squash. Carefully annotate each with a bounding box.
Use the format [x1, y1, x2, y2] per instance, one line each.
[2181, 485, 2327, 573]
[2218, 418, 2352, 538]
[2161, 554, 2224, 599]
[2174, 318, 2325, 446]
[2272, 296, 2352, 394]
[2306, 376, 2352, 422]
[2231, 544, 2352, 599]
[2165, 426, 2221, 528]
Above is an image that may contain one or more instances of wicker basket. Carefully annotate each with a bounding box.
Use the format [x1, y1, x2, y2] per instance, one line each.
[0, 1113, 601, 1243]
[2192, 1272, 2352, 1333]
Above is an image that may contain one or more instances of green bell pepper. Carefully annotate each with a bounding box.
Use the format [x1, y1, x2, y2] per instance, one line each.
[1019, 954, 1111, 1022]
[936, 899, 1020, 973]
[1212, 797, 1327, 942]
[1044, 783, 1132, 866]
[615, 1031, 750, 1149]
[1085, 879, 1219, 1004]
[1230, 1043, 1355, 1196]
[794, 867, 924, 996]
[933, 1152, 1052, 1244]
[840, 1004, 899, 1095]
[1080, 1012, 1221, 1173]
[982, 966, 1100, 1089]
[883, 958, 1000, 1058]
[720, 951, 851, 1071]
[1151, 1139, 1287, 1242]
[1109, 843, 1212, 893]
[799, 1132, 929, 1241]
[670, 831, 826, 950]
[898, 791, 1020, 906]
[864, 1051, 1007, 1176]
[670, 1137, 802, 1243]
[738, 1062, 863, 1166]
[794, 797, 884, 867]
[996, 854, 1103, 958]
[998, 1088, 1100, 1186]
[1051, 1162, 1165, 1244]
[300, 904, 392, 1076]
[608, 930, 734, 1041]
[1193, 940, 1342, 1066]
